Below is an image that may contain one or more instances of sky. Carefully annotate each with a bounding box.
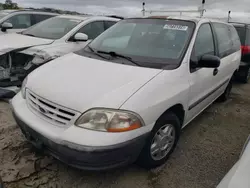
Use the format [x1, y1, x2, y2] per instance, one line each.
[4, 0, 250, 19]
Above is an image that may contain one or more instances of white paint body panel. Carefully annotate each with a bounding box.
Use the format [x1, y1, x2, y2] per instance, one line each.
[217, 136, 250, 188]
[12, 19, 241, 148]
[0, 33, 53, 55]
[27, 53, 162, 113]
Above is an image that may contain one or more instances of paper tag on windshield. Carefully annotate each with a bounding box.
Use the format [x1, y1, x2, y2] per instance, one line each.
[163, 24, 188, 31]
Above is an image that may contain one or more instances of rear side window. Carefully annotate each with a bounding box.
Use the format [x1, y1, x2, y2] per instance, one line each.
[33, 14, 55, 24]
[246, 28, 250, 45]
[229, 25, 241, 50]
[234, 26, 245, 45]
[193, 23, 215, 58]
[213, 23, 232, 58]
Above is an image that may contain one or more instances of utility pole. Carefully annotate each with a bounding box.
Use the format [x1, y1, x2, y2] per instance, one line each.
[142, 2, 145, 17]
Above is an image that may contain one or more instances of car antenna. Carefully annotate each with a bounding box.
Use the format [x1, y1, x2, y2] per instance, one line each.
[228, 11, 231, 23]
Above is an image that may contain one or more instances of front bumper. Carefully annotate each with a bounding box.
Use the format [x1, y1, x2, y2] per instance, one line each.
[13, 111, 148, 171]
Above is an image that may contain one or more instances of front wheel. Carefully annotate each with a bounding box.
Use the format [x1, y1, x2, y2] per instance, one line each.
[137, 112, 181, 169]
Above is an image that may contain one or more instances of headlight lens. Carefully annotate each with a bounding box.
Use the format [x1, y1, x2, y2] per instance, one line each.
[32, 55, 45, 65]
[21, 77, 28, 98]
[75, 109, 144, 132]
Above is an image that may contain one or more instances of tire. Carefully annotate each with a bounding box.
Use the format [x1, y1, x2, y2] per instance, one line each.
[218, 79, 233, 102]
[239, 66, 250, 84]
[137, 112, 181, 169]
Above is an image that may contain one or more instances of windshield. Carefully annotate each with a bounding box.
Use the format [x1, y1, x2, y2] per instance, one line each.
[83, 19, 195, 69]
[22, 17, 82, 40]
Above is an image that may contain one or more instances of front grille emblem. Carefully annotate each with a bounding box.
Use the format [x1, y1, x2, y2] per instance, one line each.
[39, 107, 47, 114]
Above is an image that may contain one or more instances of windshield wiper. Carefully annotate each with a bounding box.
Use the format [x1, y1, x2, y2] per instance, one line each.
[88, 46, 109, 60]
[22, 33, 36, 37]
[96, 51, 140, 67]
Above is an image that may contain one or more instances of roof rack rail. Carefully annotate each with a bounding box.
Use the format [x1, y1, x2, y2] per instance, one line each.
[141, 2, 205, 17]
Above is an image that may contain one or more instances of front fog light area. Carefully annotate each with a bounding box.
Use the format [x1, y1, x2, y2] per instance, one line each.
[75, 109, 144, 132]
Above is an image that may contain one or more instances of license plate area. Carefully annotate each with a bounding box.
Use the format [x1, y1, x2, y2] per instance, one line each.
[19, 124, 44, 150]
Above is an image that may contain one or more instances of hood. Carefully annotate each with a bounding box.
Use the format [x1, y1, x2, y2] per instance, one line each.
[0, 33, 53, 55]
[27, 53, 162, 112]
[20, 41, 90, 64]
[217, 137, 250, 188]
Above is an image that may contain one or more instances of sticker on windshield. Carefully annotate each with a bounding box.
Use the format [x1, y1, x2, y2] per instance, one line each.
[163, 24, 188, 31]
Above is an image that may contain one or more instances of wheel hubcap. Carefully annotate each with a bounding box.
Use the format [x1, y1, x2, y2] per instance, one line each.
[150, 124, 176, 161]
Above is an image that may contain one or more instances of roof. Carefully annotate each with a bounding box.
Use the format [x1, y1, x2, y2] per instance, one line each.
[57, 14, 90, 21]
[0, 9, 58, 15]
[140, 15, 233, 25]
[0, 10, 16, 13]
[57, 15, 120, 21]
[230, 22, 250, 26]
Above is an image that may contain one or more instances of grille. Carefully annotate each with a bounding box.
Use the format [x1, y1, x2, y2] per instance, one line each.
[26, 89, 79, 126]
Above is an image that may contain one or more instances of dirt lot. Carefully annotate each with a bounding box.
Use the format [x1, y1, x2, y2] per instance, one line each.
[1, 83, 250, 188]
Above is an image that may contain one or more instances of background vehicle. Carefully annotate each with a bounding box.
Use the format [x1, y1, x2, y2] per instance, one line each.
[217, 135, 250, 188]
[0, 15, 119, 98]
[11, 17, 241, 170]
[231, 22, 250, 83]
[0, 9, 57, 34]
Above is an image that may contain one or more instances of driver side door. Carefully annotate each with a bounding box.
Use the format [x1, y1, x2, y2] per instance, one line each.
[186, 23, 220, 123]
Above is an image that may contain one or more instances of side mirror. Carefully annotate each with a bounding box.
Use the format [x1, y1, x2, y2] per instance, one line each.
[1, 22, 13, 32]
[197, 54, 221, 68]
[74, 33, 88, 42]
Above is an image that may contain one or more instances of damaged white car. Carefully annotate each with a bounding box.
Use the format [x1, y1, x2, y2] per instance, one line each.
[0, 15, 119, 98]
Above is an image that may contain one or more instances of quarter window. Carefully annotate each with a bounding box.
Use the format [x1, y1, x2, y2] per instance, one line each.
[213, 23, 233, 58]
[5, 14, 31, 29]
[193, 23, 215, 58]
[78, 21, 105, 40]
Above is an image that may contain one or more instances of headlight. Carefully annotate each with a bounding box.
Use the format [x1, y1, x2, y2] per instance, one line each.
[32, 54, 58, 65]
[75, 109, 144, 132]
[21, 77, 28, 99]
[32, 55, 45, 65]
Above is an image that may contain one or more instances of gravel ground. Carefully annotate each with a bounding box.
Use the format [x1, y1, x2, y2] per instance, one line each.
[1, 83, 250, 188]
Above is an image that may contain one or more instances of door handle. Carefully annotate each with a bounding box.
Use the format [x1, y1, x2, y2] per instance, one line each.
[213, 68, 219, 76]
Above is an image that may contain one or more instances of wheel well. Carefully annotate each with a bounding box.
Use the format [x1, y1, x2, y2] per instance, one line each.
[159, 104, 185, 126]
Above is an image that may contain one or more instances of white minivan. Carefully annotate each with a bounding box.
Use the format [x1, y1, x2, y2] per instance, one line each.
[11, 17, 241, 170]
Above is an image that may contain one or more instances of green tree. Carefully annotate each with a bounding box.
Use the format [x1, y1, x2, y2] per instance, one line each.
[3, 0, 19, 9]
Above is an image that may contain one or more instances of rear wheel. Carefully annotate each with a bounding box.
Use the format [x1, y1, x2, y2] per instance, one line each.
[240, 66, 250, 83]
[236, 66, 250, 83]
[137, 112, 181, 169]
